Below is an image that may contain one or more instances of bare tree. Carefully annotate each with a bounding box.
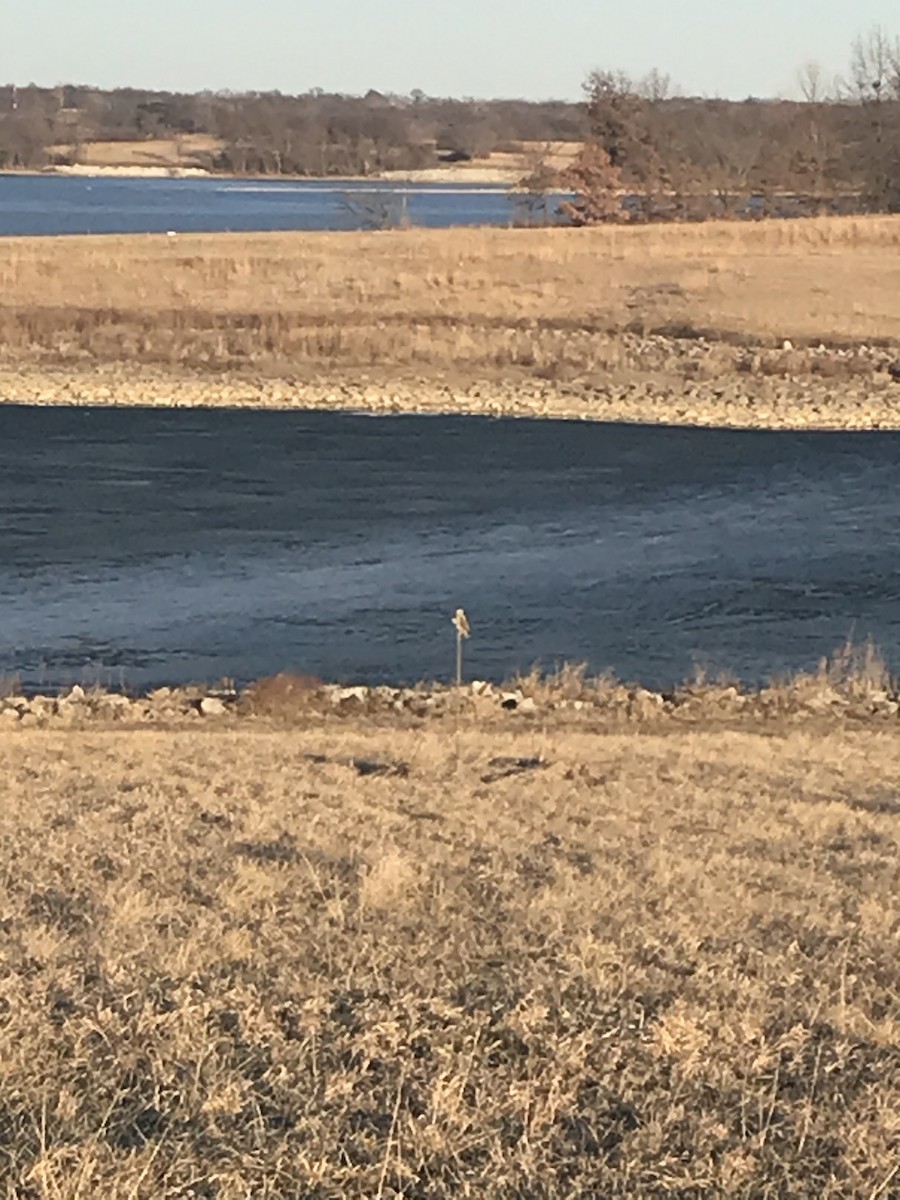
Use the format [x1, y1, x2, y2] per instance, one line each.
[339, 190, 410, 231]
[514, 142, 562, 224]
[798, 60, 826, 103]
[839, 26, 900, 210]
[637, 68, 674, 103]
[847, 26, 900, 100]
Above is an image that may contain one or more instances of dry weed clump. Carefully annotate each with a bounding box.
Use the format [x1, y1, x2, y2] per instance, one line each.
[506, 662, 628, 707]
[238, 672, 325, 720]
[820, 636, 894, 696]
[763, 639, 896, 717]
[0, 723, 897, 1198]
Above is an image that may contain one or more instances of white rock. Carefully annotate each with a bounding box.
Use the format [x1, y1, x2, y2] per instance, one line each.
[199, 696, 228, 717]
[802, 688, 843, 713]
[66, 684, 86, 702]
[336, 686, 368, 704]
[519, 697, 538, 714]
[628, 688, 665, 719]
[95, 694, 134, 720]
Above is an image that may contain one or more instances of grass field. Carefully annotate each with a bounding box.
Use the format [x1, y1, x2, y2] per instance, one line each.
[0, 720, 897, 1197]
[45, 135, 223, 173]
[2, 217, 899, 381]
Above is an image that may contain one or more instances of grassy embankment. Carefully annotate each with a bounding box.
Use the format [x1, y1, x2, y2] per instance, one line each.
[1, 216, 899, 425]
[0, 719, 897, 1198]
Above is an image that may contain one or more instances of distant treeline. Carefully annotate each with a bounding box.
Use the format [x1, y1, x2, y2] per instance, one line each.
[557, 28, 900, 221]
[0, 84, 586, 175]
[1, 25, 898, 218]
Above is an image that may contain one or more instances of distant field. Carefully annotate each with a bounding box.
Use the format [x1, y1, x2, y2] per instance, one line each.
[0, 720, 896, 1196]
[46, 134, 222, 171]
[1, 216, 899, 382]
[43, 136, 580, 182]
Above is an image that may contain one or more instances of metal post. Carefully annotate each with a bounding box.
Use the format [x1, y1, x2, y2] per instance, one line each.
[452, 608, 471, 689]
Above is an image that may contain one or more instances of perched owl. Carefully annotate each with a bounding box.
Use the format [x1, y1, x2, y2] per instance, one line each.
[452, 608, 471, 639]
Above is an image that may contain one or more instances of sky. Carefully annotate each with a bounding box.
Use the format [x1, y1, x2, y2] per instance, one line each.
[8, 0, 900, 101]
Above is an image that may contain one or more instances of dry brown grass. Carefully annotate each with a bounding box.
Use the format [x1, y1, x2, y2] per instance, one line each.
[0, 721, 897, 1197]
[1, 217, 899, 382]
[46, 135, 223, 170]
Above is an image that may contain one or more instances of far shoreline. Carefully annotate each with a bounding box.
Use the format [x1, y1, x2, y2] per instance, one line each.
[0, 165, 528, 186]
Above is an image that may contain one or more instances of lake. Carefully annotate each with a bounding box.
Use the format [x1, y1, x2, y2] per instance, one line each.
[0, 174, 544, 237]
[1, 405, 898, 691]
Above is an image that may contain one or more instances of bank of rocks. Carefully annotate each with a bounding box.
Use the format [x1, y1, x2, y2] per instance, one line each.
[1, 330, 899, 429]
[3, 675, 899, 729]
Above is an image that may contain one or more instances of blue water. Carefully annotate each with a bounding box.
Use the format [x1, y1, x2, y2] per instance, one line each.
[0, 174, 544, 236]
[1, 406, 898, 690]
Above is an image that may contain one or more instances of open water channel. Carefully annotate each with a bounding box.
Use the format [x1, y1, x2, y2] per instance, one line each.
[0, 174, 533, 236]
[1, 405, 898, 691]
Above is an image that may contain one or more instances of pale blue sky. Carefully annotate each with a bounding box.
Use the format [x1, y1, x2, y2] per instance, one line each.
[9, 0, 900, 100]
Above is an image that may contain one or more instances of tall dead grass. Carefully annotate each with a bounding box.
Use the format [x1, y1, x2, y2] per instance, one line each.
[1, 217, 899, 379]
[0, 723, 896, 1197]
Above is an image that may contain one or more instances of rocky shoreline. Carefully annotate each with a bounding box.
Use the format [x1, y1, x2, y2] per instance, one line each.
[2, 334, 900, 430]
[3, 671, 899, 729]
